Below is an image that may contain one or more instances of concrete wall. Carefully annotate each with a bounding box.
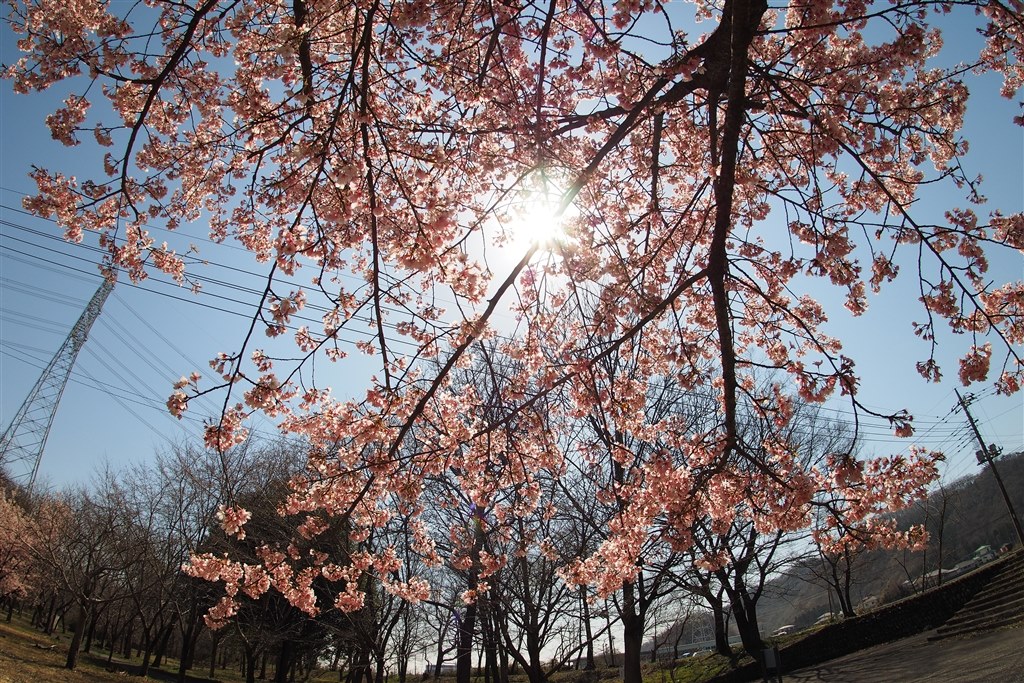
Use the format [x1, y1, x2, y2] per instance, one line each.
[706, 550, 1018, 683]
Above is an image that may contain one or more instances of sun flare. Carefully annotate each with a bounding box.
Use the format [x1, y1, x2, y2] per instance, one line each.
[503, 174, 578, 253]
[511, 201, 569, 248]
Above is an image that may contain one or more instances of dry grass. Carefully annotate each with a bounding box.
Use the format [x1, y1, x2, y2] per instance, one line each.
[0, 615, 351, 683]
[0, 617, 127, 683]
[0, 616, 240, 683]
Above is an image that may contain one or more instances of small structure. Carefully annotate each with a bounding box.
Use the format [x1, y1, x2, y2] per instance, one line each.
[761, 645, 783, 683]
[973, 545, 997, 564]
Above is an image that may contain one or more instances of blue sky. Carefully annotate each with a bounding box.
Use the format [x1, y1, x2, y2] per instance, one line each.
[0, 6, 1021, 492]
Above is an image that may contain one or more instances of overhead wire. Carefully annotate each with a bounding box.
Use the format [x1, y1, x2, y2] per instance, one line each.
[79, 348, 192, 447]
[0, 238, 1004, 455]
[0, 203, 1006, 417]
[1, 275, 227, 418]
[0, 238, 305, 449]
[1, 212, 398, 323]
[0, 339, 206, 429]
[95, 313, 223, 418]
[2, 191, 1019, 469]
[2, 238, 1008, 438]
[0, 191, 473, 314]
[0, 219, 424, 351]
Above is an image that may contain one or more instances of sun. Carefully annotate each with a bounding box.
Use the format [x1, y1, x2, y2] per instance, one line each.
[502, 172, 578, 253]
[511, 199, 569, 248]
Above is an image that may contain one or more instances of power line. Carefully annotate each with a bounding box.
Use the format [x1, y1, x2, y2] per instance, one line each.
[2, 195, 1018, 461]
[1, 234, 1007, 446]
[1, 339, 204, 426]
[0, 222, 424, 351]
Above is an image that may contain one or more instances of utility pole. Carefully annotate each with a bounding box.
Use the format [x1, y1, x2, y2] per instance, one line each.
[955, 390, 1024, 546]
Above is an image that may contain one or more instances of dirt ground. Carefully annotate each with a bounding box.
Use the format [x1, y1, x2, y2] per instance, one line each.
[754, 625, 1024, 683]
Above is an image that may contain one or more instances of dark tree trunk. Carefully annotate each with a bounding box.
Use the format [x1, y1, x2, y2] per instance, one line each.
[496, 621, 510, 683]
[154, 621, 174, 668]
[841, 548, 856, 617]
[580, 589, 595, 670]
[521, 623, 545, 683]
[432, 623, 446, 678]
[713, 606, 730, 656]
[459, 508, 492, 683]
[721, 574, 762, 660]
[139, 619, 161, 677]
[209, 629, 221, 679]
[620, 582, 644, 683]
[481, 615, 495, 683]
[100, 613, 114, 653]
[141, 646, 154, 677]
[184, 623, 201, 671]
[734, 602, 762, 658]
[456, 600, 477, 683]
[65, 601, 89, 670]
[44, 594, 58, 635]
[243, 642, 257, 683]
[176, 614, 202, 683]
[355, 648, 371, 683]
[701, 586, 731, 657]
[123, 621, 134, 659]
[107, 618, 119, 664]
[398, 650, 409, 683]
[83, 608, 100, 653]
[31, 594, 44, 628]
[275, 641, 295, 683]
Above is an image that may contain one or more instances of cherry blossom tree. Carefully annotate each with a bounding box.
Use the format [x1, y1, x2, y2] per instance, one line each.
[672, 391, 870, 654]
[0, 488, 35, 618]
[5, 0, 1023, 675]
[808, 451, 937, 617]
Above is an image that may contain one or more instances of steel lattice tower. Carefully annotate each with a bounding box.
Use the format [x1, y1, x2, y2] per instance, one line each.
[1, 279, 114, 490]
[690, 612, 714, 645]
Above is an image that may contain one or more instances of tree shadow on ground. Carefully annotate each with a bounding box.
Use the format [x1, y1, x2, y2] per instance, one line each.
[80, 650, 222, 683]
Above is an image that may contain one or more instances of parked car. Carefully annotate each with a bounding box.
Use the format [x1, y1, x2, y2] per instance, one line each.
[771, 625, 795, 637]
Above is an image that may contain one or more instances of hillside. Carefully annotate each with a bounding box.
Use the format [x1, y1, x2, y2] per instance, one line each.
[755, 450, 1024, 631]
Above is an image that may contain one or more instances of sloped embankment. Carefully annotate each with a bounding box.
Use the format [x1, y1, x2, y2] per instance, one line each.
[706, 549, 1022, 683]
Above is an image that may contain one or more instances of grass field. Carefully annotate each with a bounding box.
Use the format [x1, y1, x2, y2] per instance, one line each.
[0, 616, 128, 683]
[0, 616, 235, 683]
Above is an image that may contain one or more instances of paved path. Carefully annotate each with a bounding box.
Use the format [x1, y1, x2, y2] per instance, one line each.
[762, 627, 1024, 682]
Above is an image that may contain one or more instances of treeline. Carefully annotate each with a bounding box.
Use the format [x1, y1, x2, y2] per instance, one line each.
[0, 384, 943, 683]
[908, 451, 1024, 573]
[0, 442, 317, 680]
[1, 437, 701, 682]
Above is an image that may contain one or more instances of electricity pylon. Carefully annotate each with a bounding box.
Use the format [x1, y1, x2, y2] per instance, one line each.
[1, 279, 114, 491]
[691, 611, 714, 645]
